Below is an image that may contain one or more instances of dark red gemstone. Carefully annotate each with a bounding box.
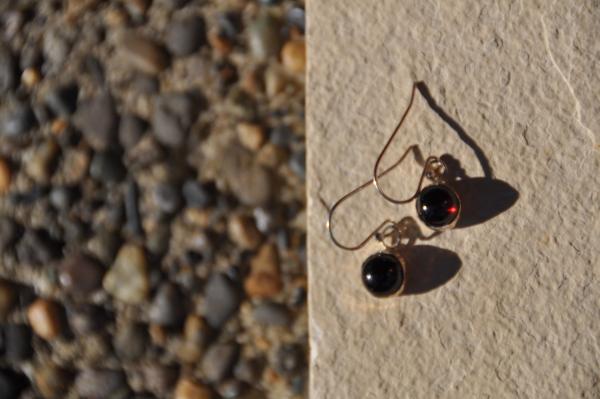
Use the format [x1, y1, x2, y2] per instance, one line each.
[361, 252, 405, 297]
[416, 184, 460, 229]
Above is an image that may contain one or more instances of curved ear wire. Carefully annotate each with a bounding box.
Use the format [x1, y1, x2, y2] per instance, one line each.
[325, 146, 418, 251]
[372, 83, 445, 204]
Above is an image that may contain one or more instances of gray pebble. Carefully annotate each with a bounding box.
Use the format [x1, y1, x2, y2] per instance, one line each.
[67, 304, 108, 335]
[153, 183, 181, 214]
[114, 322, 148, 361]
[75, 369, 129, 399]
[217, 379, 245, 398]
[74, 93, 118, 151]
[49, 186, 75, 211]
[274, 344, 304, 375]
[43, 30, 71, 69]
[0, 217, 20, 251]
[289, 149, 305, 179]
[125, 180, 143, 238]
[204, 273, 241, 329]
[201, 343, 239, 382]
[148, 283, 186, 326]
[142, 365, 178, 397]
[16, 229, 62, 266]
[90, 151, 126, 183]
[166, 15, 206, 57]
[223, 146, 274, 206]
[269, 125, 295, 146]
[152, 93, 197, 147]
[119, 114, 146, 149]
[19, 44, 42, 70]
[248, 12, 282, 60]
[0, 45, 17, 94]
[3, 324, 33, 361]
[234, 357, 262, 383]
[253, 301, 291, 326]
[45, 84, 79, 117]
[0, 103, 35, 137]
[182, 180, 215, 208]
[131, 74, 159, 94]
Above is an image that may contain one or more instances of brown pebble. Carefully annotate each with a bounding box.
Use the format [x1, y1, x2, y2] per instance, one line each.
[61, 148, 90, 184]
[120, 33, 170, 75]
[50, 118, 68, 135]
[281, 39, 306, 74]
[22, 67, 41, 88]
[256, 143, 287, 168]
[208, 29, 232, 55]
[245, 273, 283, 299]
[27, 299, 63, 340]
[59, 253, 105, 296]
[0, 280, 16, 320]
[265, 64, 286, 97]
[0, 157, 11, 193]
[174, 378, 212, 399]
[237, 122, 266, 151]
[35, 363, 71, 399]
[25, 139, 59, 183]
[228, 214, 262, 250]
[103, 243, 150, 304]
[149, 323, 167, 346]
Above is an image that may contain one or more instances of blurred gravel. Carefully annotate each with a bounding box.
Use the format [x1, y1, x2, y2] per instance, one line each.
[0, 0, 306, 398]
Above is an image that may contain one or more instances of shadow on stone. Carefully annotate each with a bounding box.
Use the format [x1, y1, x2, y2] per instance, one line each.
[402, 245, 461, 295]
[440, 154, 519, 229]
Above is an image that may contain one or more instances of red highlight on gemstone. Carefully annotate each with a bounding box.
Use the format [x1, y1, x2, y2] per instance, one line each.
[448, 206, 458, 214]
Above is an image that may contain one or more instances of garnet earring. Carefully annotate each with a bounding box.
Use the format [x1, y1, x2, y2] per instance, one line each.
[372, 83, 461, 231]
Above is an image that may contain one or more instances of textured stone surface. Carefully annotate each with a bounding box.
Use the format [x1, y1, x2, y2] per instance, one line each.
[307, 2, 600, 398]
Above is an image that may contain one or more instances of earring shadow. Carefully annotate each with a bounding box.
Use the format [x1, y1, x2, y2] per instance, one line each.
[402, 245, 462, 295]
[440, 154, 519, 229]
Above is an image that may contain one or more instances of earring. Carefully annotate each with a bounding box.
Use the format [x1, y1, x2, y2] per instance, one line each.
[323, 155, 412, 297]
[372, 82, 461, 231]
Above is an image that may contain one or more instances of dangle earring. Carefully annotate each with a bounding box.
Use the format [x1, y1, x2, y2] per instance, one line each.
[325, 155, 412, 297]
[372, 82, 461, 231]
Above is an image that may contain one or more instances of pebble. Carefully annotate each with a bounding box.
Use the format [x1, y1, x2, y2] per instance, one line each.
[142, 365, 178, 396]
[67, 304, 108, 335]
[3, 324, 33, 361]
[43, 30, 71, 68]
[149, 283, 186, 326]
[217, 379, 244, 398]
[0, 45, 16, 94]
[16, 229, 62, 266]
[90, 151, 126, 183]
[0, 281, 16, 320]
[274, 344, 304, 375]
[223, 147, 274, 206]
[166, 15, 206, 57]
[25, 139, 59, 183]
[177, 314, 209, 363]
[201, 343, 239, 382]
[0, 217, 19, 251]
[0, 368, 27, 399]
[119, 114, 146, 149]
[114, 322, 148, 360]
[0, 157, 11, 193]
[174, 377, 212, 399]
[233, 358, 262, 383]
[0, 103, 36, 137]
[34, 363, 71, 399]
[27, 299, 64, 340]
[182, 180, 215, 208]
[125, 179, 144, 238]
[248, 12, 282, 60]
[289, 149, 306, 179]
[59, 253, 105, 296]
[264, 64, 287, 97]
[203, 273, 241, 329]
[245, 243, 283, 299]
[103, 243, 150, 304]
[75, 369, 129, 399]
[49, 186, 75, 211]
[120, 33, 170, 75]
[252, 301, 291, 326]
[281, 39, 306, 74]
[45, 84, 79, 117]
[237, 122, 265, 151]
[153, 183, 182, 214]
[21, 68, 41, 88]
[74, 92, 118, 151]
[87, 230, 120, 265]
[61, 148, 90, 184]
[152, 92, 197, 147]
[227, 214, 263, 250]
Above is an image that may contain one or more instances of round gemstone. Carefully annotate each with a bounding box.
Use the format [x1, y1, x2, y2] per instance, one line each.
[361, 252, 405, 297]
[416, 184, 460, 229]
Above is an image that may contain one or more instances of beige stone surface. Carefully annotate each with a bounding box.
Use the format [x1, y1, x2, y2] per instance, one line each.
[307, 1, 600, 398]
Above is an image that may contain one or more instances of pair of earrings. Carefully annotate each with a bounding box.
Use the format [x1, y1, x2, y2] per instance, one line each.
[326, 83, 461, 297]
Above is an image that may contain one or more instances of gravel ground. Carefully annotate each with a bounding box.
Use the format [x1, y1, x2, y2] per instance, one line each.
[0, 1, 306, 398]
